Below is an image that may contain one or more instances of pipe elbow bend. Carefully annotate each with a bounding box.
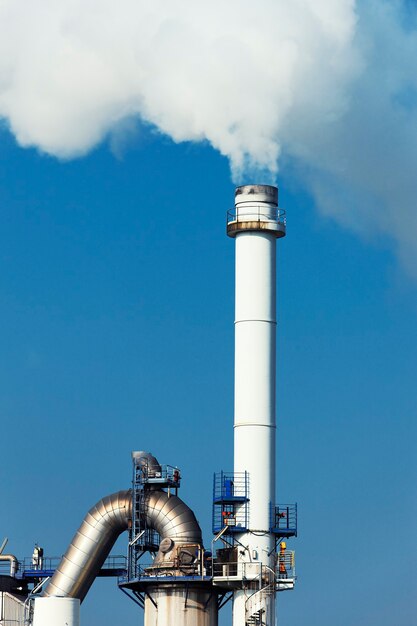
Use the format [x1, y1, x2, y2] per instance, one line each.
[44, 490, 132, 602]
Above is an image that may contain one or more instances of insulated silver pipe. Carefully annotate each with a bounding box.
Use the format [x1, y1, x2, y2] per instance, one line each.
[44, 466, 202, 602]
[44, 490, 132, 602]
[132, 451, 162, 478]
[145, 491, 202, 564]
[0, 554, 18, 577]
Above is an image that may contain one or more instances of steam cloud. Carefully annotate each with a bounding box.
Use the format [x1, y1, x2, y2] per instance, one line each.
[0, 0, 416, 275]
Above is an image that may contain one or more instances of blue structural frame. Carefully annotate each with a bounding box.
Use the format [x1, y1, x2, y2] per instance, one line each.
[0, 555, 128, 583]
[212, 471, 298, 539]
[270, 503, 298, 537]
[127, 458, 181, 582]
[212, 471, 249, 534]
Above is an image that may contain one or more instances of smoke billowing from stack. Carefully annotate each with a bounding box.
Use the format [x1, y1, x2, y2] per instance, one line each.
[0, 0, 357, 179]
[1, 1, 417, 274]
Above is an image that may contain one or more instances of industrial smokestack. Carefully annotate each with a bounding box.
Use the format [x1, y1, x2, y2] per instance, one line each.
[227, 184, 285, 626]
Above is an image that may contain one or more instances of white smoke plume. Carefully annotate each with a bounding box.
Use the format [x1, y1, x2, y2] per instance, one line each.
[0, 0, 416, 275]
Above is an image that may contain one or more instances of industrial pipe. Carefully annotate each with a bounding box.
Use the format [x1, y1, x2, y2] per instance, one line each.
[132, 451, 162, 480]
[0, 554, 18, 577]
[146, 490, 202, 565]
[44, 490, 132, 602]
[44, 454, 202, 602]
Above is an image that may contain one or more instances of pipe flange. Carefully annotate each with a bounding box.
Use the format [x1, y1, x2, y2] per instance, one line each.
[159, 538, 174, 554]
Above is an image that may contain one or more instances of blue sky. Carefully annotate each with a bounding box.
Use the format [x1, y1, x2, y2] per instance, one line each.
[1, 124, 416, 625]
[1, 1, 417, 624]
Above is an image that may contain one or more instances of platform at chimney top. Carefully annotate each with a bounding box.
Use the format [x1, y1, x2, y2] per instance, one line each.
[226, 206, 286, 237]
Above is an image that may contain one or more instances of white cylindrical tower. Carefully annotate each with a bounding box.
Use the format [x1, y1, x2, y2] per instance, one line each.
[144, 586, 218, 626]
[227, 185, 285, 626]
[33, 597, 80, 626]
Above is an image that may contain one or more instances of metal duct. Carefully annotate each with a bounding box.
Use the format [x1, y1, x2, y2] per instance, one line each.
[0, 554, 18, 577]
[132, 451, 162, 479]
[44, 490, 132, 602]
[44, 453, 202, 602]
[145, 491, 202, 564]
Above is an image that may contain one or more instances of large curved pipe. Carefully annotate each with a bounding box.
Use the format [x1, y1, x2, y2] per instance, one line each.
[44, 490, 132, 602]
[44, 455, 203, 602]
[0, 553, 18, 576]
[146, 491, 202, 564]
[146, 491, 202, 543]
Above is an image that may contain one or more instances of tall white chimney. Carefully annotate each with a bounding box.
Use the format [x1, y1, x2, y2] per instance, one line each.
[227, 184, 285, 626]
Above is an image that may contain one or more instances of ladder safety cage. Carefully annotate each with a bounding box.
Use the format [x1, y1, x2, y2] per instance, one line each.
[212, 472, 249, 534]
[128, 458, 183, 581]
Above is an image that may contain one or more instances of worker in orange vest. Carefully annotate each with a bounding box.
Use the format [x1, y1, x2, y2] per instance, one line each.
[278, 541, 287, 578]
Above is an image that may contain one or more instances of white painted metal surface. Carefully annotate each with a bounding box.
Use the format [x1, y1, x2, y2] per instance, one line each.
[229, 185, 285, 626]
[33, 597, 80, 626]
[0, 592, 26, 626]
[144, 587, 217, 626]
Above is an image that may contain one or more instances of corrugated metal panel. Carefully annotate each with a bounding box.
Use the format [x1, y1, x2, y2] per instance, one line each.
[0, 592, 26, 625]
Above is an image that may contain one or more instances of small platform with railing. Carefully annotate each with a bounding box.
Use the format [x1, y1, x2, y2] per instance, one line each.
[270, 504, 297, 537]
[226, 206, 286, 238]
[0, 554, 128, 582]
[134, 463, 181, 488]
[212, 472, 249, 534]
[212, 555, 296, 592]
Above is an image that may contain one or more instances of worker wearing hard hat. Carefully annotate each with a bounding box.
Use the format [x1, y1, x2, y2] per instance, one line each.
[278, 541, 287, 578]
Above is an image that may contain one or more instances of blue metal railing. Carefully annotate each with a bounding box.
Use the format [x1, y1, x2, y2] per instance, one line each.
[270, 504, 297, 537]
[213, 471, 249, 502]
[0, 555, 127, 579]
[212, 471, 249, 534]
[134, 463, 181, 486]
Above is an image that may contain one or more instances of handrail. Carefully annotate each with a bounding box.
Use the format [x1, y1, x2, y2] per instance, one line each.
[212, 560, 262, 580]
[120, 561, 209, 583]
[0, 555, 128, 578]
[271, 503, 297, 536]
[212, 553, 296, 581]
[227, 206, 286, 225]
[212, 471, 249, 533]
[135, 462, 181, 485]
[245, 564, 275, 623]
